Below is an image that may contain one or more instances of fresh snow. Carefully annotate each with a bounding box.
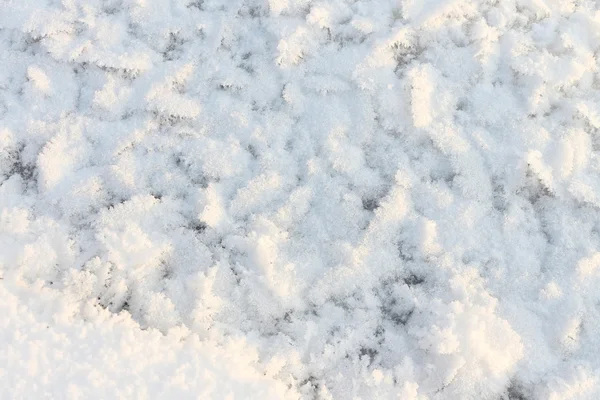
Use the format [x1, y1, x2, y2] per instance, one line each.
[1, 0, 600, 398]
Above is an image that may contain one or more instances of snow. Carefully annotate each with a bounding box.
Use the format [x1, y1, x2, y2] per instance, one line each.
[0, 281, 297, 399]
[1, 0, 600, 398]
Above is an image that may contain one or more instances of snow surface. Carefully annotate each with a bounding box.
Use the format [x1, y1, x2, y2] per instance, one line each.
[2, 0, 600, 398]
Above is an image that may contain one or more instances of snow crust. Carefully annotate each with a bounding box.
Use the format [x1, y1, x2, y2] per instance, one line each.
[2, 0, 600, 398]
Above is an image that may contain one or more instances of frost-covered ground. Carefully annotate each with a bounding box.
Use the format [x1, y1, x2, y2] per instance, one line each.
[1, 0, 600, 398]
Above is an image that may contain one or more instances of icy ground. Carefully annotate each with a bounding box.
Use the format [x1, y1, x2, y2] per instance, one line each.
[1, 0, 600, 398]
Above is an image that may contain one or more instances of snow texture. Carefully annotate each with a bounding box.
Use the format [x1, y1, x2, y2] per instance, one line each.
[1, 0, 600, 398]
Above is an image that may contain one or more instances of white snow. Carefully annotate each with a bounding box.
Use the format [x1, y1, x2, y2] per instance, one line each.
[2, 0, 600, 398]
